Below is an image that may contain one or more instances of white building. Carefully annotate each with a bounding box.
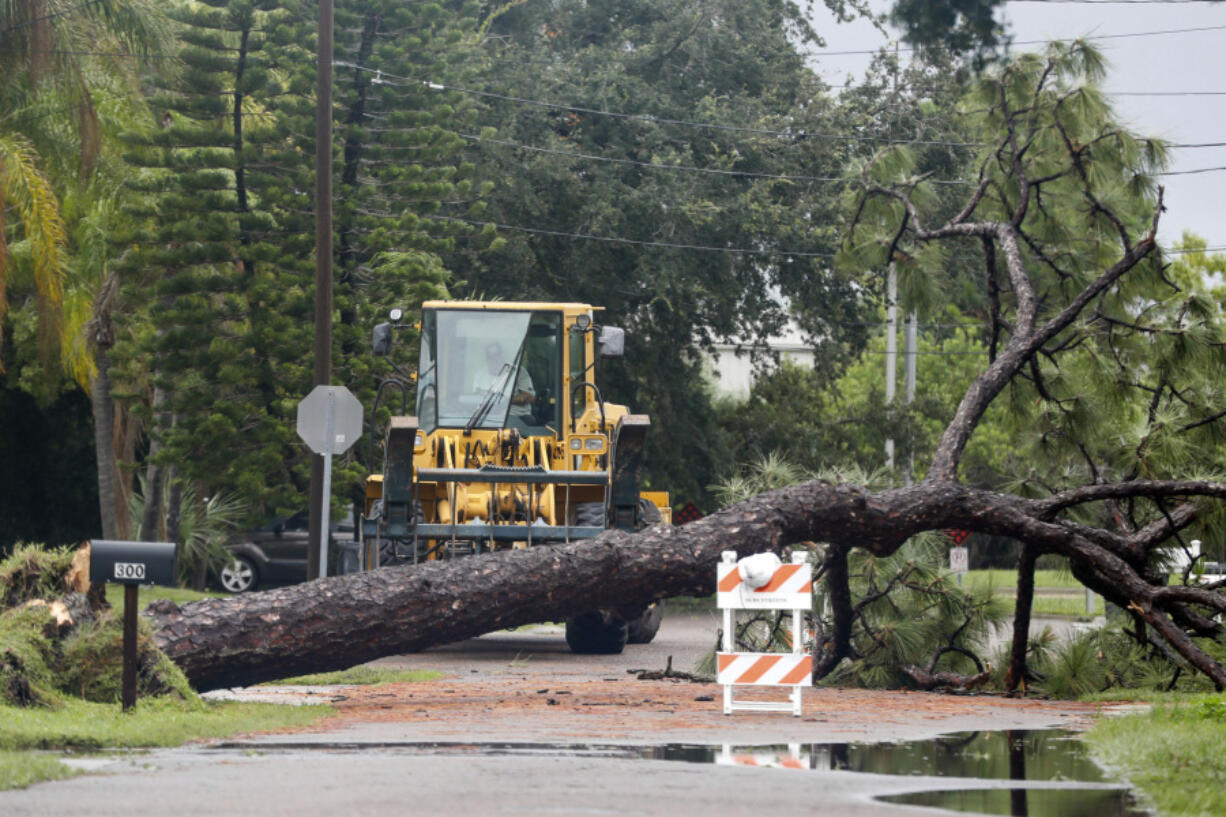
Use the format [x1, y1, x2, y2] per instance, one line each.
[705, 323, 816, 400]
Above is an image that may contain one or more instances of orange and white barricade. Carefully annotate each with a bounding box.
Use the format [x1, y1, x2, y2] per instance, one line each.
[718, 550, 812, 717]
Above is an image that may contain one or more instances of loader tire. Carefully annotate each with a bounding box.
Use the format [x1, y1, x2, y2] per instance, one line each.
[574, 501, 606, 528]
[378, 501, 423, 566]
[378, 539, 410, 567]
[565, 611, 628, 654]
[626, 602, 664, 644]
[635, 496, 662, 529]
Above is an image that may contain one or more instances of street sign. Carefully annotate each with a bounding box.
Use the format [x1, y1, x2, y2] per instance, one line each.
[297, 385, 363, 455]
[950, 546, 969, 574]
[296, 386, 364, 579]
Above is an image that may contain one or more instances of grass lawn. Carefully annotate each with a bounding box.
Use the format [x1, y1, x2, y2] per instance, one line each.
[960, 569, 1103, 619]
[0, 696, 331, 791]
[103, 584, 227, 609]
[0, 696, 330, 752]
[1085, 695, 1226, 817]
[963, 569, 1082, 591]
[1031, 594, 1103, 618]
[0, 751, 80, 791]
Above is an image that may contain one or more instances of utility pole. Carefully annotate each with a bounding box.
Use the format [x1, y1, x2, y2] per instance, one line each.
[884, 44, 901, 475]
[885, 263, 897, 471]
[904, 311, 917, 484]
[308, 0, 334, 581]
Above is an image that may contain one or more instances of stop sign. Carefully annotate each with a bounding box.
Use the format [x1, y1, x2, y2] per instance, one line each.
[297, 385, 363, 455]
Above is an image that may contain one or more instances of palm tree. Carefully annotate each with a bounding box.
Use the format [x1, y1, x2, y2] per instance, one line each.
[0, 131, 66, 371]
[1, 0, 169, 537]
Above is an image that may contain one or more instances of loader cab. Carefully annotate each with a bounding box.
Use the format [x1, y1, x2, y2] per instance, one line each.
[417, 306, 567, 436]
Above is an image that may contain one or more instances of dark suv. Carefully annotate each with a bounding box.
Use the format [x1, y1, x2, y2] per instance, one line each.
[217, 510, 357, 592]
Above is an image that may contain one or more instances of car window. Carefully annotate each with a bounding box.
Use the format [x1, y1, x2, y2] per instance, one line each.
[284, 511, 310, 531]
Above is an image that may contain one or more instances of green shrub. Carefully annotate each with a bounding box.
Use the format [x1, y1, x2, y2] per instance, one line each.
[0, 605, 62, 706]
[58, 611, 197, 705]
[0, 545, 78, 609]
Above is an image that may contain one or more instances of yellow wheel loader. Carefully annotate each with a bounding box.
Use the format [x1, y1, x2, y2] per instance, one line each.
[363, 301, 670, 653]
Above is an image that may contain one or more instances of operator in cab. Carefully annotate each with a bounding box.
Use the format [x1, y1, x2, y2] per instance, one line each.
[474, 341, 535, 419]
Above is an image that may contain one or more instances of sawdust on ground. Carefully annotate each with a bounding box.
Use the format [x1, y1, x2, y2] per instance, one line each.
[309, 674, 1103, 739]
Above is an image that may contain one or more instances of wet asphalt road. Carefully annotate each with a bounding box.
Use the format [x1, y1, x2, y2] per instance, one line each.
[0, 608, 1116, 817]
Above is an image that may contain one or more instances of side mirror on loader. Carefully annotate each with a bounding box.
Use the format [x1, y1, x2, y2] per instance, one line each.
[597, 326, 625, 359]
[372, 322, 393, 356]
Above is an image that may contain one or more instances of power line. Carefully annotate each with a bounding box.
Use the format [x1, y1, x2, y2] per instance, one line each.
[457, 129, 1226, 183]
[453, 131, 974, 186]
[350, 63, 1226, 162]
[344, 62, 982, 148]
[810, 22, 1226, 57]
[1115, 91, 1226, 97]
[0, 0, 103, 33]
[425, 214, 838, 258]
[1168, 245, 1226, 254]
[427, 213, 1226, 259]
[1009, 0, 1218, 3]
[1156, 166, 1226, 176]
[33, 49, 178, 59]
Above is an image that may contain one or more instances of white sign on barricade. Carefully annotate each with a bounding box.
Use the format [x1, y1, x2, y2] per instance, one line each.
[717, 550, 812, 717]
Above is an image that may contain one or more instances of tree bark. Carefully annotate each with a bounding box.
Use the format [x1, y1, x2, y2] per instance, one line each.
[90, 346, 118, 541]
[140, 385, 167, 541]
[87, 269, 121, 544]
[1005, 544, 1036, 694]
[148, 477, 1226, 692]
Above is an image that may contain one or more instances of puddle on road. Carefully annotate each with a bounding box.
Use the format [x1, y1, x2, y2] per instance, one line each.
[215, 729, 1150, 815]
[798, 729, 1109, 781]
[219, 729, 1105, 780]
[880, 787, 1148, 817]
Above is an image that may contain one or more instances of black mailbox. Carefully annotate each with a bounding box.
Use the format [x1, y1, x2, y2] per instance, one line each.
[89, 540, 177, 587]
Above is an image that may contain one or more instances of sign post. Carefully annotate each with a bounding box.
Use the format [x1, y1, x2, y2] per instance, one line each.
[89, 540, 177, 711]
[950, 546, 969, 585]
[297, 385, 363, 578]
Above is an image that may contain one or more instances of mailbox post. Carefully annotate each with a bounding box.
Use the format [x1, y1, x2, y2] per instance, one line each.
[89, 540, 177, 711]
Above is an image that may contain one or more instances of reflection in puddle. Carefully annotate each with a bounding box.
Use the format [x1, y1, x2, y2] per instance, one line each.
[799, 729, 1108, 781]
[645, 729, 1107, 782]
[880, 787, 1149, 817]
[215, 730, 1151, 814]
[220, 729, 1105, 780]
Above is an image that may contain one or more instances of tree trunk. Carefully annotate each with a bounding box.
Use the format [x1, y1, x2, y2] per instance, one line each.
[1005, 544, 1036, 695]
[165, 470, 182, 548]
[140, 385, 168, 541]
[90, 346, 119, 541]
[147, 477, 1226, 693]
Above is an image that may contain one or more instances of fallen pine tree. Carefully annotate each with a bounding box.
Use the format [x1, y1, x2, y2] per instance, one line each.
[141, 44, 1226, 694]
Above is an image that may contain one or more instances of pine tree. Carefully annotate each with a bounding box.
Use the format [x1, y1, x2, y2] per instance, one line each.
[266, 0, 491, 505]
[115, 0, 310, 519]
[113, 0, 494, 526]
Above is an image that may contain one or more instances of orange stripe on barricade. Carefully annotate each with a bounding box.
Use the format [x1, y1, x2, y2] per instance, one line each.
[780, 757, 804, 770]
[717, 654, 736, 673]
[736, 655, 782, 684]
[718, 571, 742, 592]
[778, 657, 813, 685]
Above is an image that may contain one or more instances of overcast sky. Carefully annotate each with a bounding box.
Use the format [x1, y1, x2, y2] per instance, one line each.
[807, 0, 1226, 247]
